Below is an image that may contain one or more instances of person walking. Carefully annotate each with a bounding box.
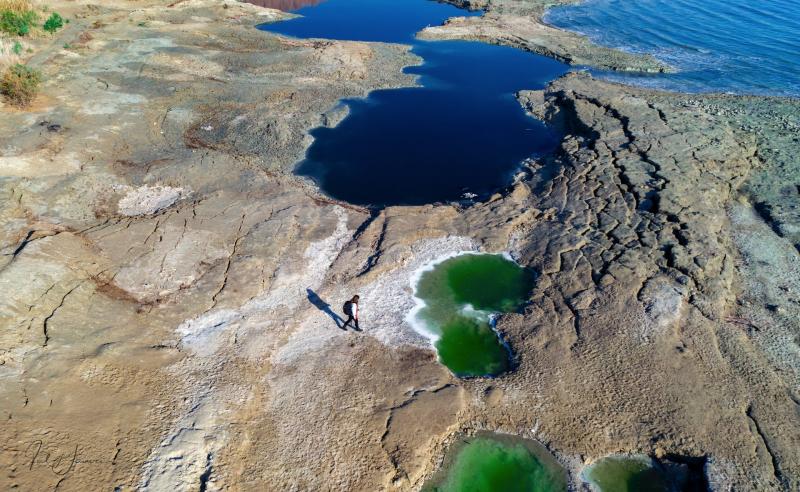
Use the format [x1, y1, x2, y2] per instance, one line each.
[342, 295, 360, 331]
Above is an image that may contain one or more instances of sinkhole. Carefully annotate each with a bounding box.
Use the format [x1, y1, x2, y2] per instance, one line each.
[423, 432, 568, 492]
[582, 454, 709, 492]
[409, 253, 535, 378]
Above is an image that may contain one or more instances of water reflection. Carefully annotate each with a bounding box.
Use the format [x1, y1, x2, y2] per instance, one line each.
[244, 0, 326, 12]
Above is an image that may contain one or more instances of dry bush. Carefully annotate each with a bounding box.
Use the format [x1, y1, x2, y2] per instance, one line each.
[1, 63, 41, 106]
[0, 0, 34, 13]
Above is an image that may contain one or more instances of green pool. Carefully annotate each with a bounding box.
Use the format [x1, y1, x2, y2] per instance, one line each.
[583, 455, 694, 492]
[411, 253, 535, 377]
[423, 432, 567, 492]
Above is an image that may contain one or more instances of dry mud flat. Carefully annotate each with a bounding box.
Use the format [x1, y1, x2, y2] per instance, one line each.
[0, 0, 798, 490]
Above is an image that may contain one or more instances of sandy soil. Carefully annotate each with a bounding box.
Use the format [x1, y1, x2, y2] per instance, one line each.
[0, 0, 797, 490]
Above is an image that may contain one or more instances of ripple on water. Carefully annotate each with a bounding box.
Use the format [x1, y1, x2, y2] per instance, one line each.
[545, 0, 800, 96]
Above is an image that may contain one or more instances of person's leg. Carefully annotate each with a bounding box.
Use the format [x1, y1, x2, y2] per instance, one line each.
[353, 318, 360, 331]
[343, 315, 353, 329]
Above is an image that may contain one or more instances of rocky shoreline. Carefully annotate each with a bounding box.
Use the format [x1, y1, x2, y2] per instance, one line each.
[422, 0, 670, 73]
[1, 0, 798, 490]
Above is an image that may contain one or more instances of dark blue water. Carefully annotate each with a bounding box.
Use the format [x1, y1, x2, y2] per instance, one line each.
[258, 0, 568, 206]
[546, 0, 800, 97]
[259, 0, 473, 43]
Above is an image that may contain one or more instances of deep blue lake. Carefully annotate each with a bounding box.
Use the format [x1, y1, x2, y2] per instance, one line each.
[546, 0, 800, 97]
[258, 0, 567, 206]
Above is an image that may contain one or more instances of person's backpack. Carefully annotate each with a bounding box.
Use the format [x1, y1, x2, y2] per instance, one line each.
[342, 300, 352, 316]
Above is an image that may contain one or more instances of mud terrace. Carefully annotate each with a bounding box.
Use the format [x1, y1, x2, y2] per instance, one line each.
[1, 0, 798, 490]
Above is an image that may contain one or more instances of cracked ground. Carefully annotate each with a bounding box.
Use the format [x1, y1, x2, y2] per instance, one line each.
[1, 0, 799, 490]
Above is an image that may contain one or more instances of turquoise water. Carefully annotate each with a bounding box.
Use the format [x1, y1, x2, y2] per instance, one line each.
[258, 0, 567, 206]
[412, 254, 536, 377]
[423, 432, 567, 492]
[546, 0, 800, 96]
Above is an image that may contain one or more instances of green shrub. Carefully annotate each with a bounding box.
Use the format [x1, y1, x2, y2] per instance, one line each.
[12, 40, 22, 55]
[0, 9, 37, 36]
[43, 12, 62, 33]
[1, 63, 41, 107]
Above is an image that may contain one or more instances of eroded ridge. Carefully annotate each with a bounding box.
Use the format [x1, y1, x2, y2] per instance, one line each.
[517, 73, 753, 325]
[493, 73, 797, 490]
[1, 0, 798, 490]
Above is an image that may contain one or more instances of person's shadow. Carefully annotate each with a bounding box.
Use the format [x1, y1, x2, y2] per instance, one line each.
[306, 288, 345, 329]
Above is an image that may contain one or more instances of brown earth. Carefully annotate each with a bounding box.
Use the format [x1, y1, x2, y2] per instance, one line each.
[0, 0, 798, 491]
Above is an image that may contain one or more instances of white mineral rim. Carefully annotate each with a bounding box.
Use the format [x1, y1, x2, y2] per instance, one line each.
[404, 249, 520, 348]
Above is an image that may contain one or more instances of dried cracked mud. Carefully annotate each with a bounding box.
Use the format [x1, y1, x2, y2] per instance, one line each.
[1, 0, 798, 491]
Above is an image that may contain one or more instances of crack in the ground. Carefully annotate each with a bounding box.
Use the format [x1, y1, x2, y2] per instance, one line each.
[42, 282, 84, 347]
[210, 213, 248, 308]
[359, 215, 388, 277]
[746, 403, 785, 487]
[198, 452, 213, 492]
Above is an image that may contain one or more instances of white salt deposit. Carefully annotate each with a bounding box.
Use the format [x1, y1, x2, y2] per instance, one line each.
[117, 184, 187, 216]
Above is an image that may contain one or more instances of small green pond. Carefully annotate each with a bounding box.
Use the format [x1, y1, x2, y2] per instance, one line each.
[583, 455, 701, 492]
[411, 253, 535, 377]
[423, 432, 567, 492]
